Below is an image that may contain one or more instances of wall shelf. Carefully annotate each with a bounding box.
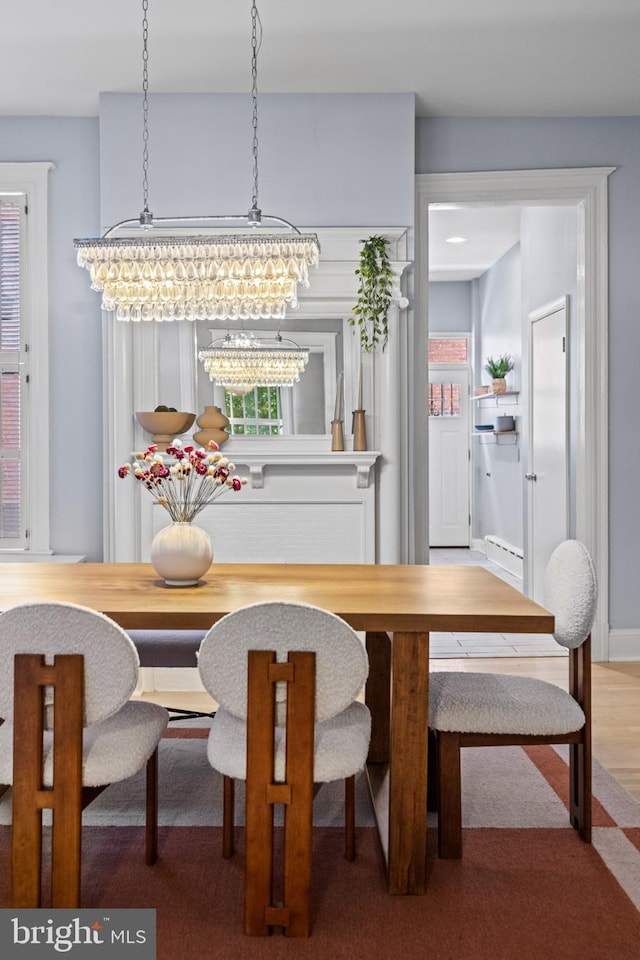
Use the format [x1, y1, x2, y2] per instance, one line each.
[474, 430, 518, 445]
[471, 390, 519, 404]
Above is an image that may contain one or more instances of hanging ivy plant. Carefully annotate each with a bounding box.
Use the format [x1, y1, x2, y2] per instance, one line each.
[349, 235, 393, 353]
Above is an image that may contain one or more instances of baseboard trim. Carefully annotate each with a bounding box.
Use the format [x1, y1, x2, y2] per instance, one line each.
[484, 535, 524, 578]
[608, 629, 640, 662]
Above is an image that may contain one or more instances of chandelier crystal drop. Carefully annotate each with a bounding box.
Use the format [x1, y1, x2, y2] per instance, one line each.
[74, 0, 319, 323]
[199, 332, 309, 388]
[75, 235, 319, 321]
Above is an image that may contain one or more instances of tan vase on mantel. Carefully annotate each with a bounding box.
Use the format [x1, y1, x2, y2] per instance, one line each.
[193, 406, 230, 447]
[491, 378, 507, 395]
[136, 411, 196, 452]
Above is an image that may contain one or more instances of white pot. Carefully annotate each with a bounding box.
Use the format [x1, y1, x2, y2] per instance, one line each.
[150, 522, 213, 586]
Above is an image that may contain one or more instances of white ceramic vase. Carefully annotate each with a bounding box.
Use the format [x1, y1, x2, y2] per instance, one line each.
[150, 522, 213, 586]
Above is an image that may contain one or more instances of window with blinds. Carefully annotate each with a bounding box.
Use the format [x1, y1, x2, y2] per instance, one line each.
[0, 198, 26, 545]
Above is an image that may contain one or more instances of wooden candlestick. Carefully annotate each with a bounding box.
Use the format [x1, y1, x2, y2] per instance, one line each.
[331, 419, 345, 451]
[352, 410, 367, 451]
[356, 362, 364, 411]
[333, 372, 344, 423]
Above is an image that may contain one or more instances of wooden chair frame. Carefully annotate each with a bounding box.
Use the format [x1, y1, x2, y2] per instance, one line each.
[12, 654, 84, 907]
[243, 650, 314, 937]
[10, 653, 159, 908]
[434, 636, 592, 859]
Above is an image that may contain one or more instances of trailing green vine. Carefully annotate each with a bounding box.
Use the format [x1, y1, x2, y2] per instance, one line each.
[349, 235, 393, 352]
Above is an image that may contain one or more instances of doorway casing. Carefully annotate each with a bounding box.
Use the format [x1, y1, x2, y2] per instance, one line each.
[415, 167, 613, 661]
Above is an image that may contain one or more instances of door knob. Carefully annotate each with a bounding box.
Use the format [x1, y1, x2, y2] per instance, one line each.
[525, 472, 537, 481]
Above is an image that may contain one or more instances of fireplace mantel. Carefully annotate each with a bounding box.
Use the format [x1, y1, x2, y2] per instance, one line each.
[220, 439, 379, 490]
[104, 226, 409, 565]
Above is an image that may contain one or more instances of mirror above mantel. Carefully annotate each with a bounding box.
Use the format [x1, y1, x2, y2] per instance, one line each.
[103, 226, 411, 564]
[194, 320, 342, 437]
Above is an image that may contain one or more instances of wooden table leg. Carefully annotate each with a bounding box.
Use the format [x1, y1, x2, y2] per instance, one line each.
[365, 632, 391, 763]
[388, 631, 430, 895]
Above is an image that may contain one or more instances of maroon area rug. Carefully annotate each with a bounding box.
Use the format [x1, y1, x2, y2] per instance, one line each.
[1, 738, 639, 959]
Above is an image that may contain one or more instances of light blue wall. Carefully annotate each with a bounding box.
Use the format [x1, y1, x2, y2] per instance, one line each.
[0, 94, 414, 562]
[100, 93, 416, 228]
[0, 118, 103, 559]
[520, 207, 578, 320]
[417, 116, 640, 630]
[472, 244, 522, 549]
[428, 281, 472, 332]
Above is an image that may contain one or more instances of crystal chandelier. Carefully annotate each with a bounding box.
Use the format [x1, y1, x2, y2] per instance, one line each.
[74, 0, 319, 322]
[199, 332, 309, 389]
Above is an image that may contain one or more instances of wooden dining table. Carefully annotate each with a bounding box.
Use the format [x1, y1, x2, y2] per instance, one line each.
[0, 561, 554, 895]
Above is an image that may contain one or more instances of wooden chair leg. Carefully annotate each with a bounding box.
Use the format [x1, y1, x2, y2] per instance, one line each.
[569, 642, 592, 843]
[427, 728, 438, 811]
[145, 748, 159, 865]
[344, 775, 355, 861]
[436, 730, 462, 859]
[223, 776, 235, 859]
[570, 734, 592, 843]
[282, 652, 315, 938]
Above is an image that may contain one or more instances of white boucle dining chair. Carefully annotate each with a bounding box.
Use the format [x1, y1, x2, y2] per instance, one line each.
[0, 601, 168, 907]
[429, 539, 597, 859]
[197, 600, 371, 937]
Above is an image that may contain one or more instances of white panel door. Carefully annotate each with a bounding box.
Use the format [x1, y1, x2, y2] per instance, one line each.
[428, 366, 470, 546]
[527, 298, 569, 602]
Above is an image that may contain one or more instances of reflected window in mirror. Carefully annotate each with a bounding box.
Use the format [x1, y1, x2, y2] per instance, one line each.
[225, 385, 284, 436]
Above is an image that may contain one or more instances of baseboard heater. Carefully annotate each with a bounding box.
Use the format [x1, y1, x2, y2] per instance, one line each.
[484, 535, 524, 579]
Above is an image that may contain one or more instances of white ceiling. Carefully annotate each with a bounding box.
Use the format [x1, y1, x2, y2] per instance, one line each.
[428, 205, 522, 281]
[1, 0, 640, 118]
[3, 1, 629, 283]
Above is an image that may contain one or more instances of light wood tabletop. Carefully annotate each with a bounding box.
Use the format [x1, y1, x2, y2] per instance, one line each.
[0, 561, 552, 633]
[0, 561, 554, 896]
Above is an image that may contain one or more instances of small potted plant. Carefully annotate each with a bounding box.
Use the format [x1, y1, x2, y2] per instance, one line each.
[484, 354, 514, 395]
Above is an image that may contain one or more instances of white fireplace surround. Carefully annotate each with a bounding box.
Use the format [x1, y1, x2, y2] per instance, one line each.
[104, 227, 410, 565]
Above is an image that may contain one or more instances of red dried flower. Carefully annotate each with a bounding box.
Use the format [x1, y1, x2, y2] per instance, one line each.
[117, 442, 247, 522]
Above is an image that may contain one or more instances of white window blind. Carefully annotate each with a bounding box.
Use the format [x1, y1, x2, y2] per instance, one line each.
[0, 199, 25, 544]
[0, 162, 52, 556]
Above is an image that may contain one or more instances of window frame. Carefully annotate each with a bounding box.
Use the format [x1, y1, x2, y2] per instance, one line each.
[0, 162, 53, 554]
[225, 384, 285, 436]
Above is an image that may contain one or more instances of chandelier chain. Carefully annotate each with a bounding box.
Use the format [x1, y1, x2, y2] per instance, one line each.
[250, 2, 262, 213]
[74, 0, 320, 324]
[141, 0, 150, 215]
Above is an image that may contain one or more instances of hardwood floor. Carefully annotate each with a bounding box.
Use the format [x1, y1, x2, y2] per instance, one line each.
[139, 658, 640, 804]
